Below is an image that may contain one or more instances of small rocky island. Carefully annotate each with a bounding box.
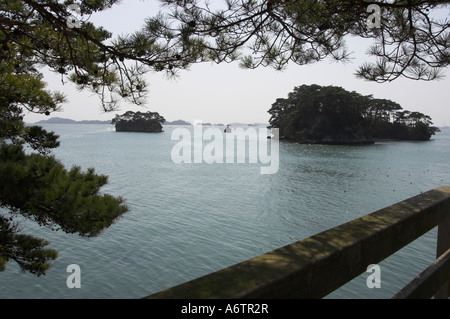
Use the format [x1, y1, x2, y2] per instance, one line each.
[112, 111, 165, 133]
[268, 84, 440, 145]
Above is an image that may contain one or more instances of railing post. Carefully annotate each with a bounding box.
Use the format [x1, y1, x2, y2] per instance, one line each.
[435, 215, 450, 299]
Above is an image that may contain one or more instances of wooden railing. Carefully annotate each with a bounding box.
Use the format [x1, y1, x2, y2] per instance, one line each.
[144, 187, 450, 299]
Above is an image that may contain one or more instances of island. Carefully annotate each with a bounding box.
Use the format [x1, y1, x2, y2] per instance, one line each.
[268, 84, 440, 145]
[35, 117, 111, 125]
[164, 119, 191, 125]
[112, 111, 165, 133]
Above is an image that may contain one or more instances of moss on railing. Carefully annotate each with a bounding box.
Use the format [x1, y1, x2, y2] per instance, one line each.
[144, 186, 450, 299]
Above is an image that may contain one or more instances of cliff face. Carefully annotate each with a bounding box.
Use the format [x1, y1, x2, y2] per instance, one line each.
[312, 135, 374, 146]
[284, 116, 374, 145]
[310, 122, 374, 145]
[115, 120, 163, 133]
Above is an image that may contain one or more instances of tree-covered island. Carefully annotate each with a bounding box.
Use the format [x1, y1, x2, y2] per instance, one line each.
[268, 85, 440, 145]
[112, 111, 166, 133]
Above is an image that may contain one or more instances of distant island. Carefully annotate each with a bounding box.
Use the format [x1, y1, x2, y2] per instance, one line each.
[35, 117, 111, 125]
[164, 119, 191, 125]
[268, 84, 440, 145]
[35, 117, 270, 128]
[112, 111, 165, 133]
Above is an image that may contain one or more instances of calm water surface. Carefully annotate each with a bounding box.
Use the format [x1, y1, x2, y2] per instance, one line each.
[2, 124, 450, 299]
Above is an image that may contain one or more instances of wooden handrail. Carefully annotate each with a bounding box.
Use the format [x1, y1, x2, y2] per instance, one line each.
[393, 248, 450, 299]
[144, 186, 450, 299]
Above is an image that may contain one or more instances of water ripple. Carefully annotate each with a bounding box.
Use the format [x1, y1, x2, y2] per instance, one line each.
[3, 125, 450, 298]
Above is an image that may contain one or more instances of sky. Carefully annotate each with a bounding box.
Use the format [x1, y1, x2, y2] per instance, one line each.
[24, 1, 450, 126]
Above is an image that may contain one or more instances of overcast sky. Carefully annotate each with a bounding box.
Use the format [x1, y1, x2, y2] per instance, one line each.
[24, 1, 450, 126]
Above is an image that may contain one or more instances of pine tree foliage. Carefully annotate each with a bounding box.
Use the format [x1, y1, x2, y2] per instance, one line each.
[0, 215, 57, 276]
[0, 0, 159, 276]
[0, 144, 128, 237]
[0, 0, 198, 111]
[150, 0, 449, 82]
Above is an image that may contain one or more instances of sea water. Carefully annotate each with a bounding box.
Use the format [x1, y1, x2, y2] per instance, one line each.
[1, 124, 450, 299]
